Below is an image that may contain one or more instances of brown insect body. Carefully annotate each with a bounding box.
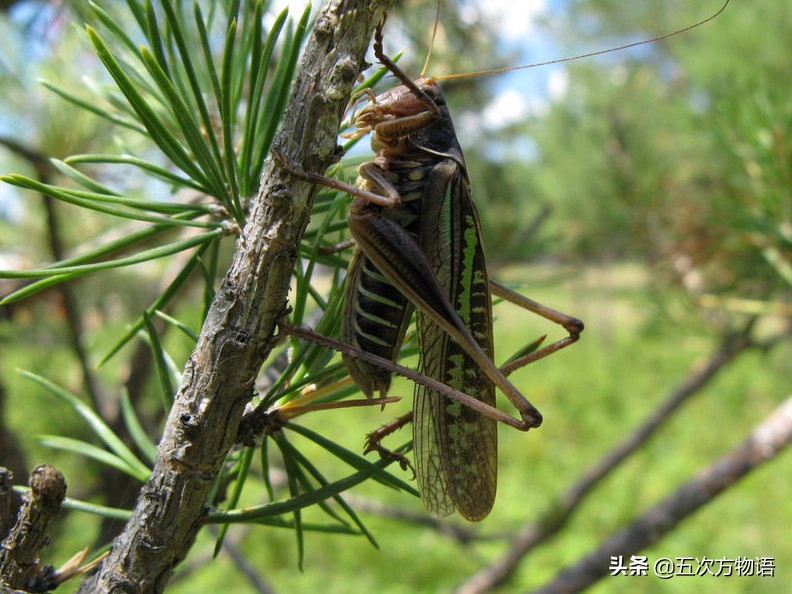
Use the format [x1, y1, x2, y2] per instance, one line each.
[342, 78, 445, 399]
[342, 78, 498, 519]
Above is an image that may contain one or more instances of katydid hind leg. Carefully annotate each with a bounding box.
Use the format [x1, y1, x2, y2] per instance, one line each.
[318, 237, 356, 256]
[281, 322, 534, 430]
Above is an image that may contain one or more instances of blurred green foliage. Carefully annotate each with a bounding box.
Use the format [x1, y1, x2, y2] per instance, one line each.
[0, 0, 789, 592]
[484, 0, 790, 310]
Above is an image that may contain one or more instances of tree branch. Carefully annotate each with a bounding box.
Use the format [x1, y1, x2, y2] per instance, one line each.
[529, 395, 792, 594]
[76, 2, 396, 592]
[0, 466, 66, 591]
[0, 470, 13, 541]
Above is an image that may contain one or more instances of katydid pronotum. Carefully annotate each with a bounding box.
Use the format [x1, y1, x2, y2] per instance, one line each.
[272, 1, 730, 521]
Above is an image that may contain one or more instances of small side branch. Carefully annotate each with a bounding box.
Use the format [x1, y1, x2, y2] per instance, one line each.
[0, 469, 14, 541]
[0, 466, 66, 591]
[530, 395, 792, 594]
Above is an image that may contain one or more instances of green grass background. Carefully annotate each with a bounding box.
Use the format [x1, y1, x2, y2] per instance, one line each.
[3, 263, 789, 593]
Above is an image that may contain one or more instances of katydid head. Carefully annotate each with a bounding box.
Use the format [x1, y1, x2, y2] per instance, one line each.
[346, 77, 444, 140]
[355, 78, 445, 122]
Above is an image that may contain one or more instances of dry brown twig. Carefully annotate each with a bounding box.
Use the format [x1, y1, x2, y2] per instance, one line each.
[455, 321, 787, 594]
[0, 466, 66, 591]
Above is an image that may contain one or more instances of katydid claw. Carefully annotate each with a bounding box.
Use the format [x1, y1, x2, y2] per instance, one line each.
[364, 437, 415, 477]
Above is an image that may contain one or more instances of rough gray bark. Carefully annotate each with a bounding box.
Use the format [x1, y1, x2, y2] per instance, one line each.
[76, 1, 396, 592]
[0, 469, 12, 540]
[0, 465, 66, 591]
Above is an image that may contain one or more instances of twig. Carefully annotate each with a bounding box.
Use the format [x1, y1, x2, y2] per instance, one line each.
[0, 395, 25, 517]
[0, 137, 49, 170]
[529, 395, 792, 594]
[218, 537, 275, 594]
[173, 526, 275, 594]
[0, 466, 66, 591]
[76, 2, 396, 592]
[0, 136, 139, 550]
[211, 528, 275, 594]
[0, 137, 107, 411]
[41, 184, 108, 412]
[0, 470, 13, 541]
[455, 322, 755, 594]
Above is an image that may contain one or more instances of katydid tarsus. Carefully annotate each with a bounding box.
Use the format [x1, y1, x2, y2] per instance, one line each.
[273, 1, 730, 521]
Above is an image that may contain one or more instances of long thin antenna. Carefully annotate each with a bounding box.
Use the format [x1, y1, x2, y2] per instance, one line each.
[434, 0, 730, 82]
[420, 0, 442, 78]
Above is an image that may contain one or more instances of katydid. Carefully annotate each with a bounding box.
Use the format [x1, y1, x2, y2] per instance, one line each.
[275, 24, 581, 521]
[274, 1, 730, 521]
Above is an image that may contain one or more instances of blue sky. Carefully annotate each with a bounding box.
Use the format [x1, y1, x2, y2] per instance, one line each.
[455, 0, 570, 130]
